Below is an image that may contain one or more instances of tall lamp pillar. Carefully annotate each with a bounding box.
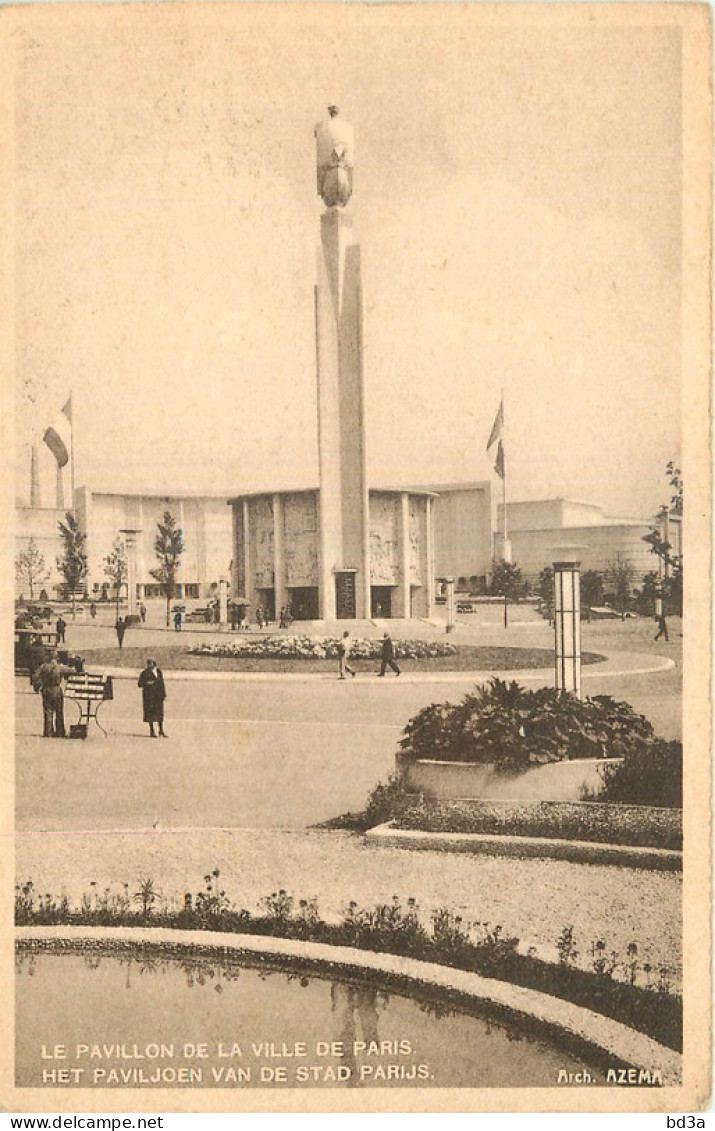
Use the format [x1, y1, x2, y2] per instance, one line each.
[218, 577, 228, 629]
[442, 577, 455, 634]
[553, 561, 581, 697]
[120, 529, 141, 618]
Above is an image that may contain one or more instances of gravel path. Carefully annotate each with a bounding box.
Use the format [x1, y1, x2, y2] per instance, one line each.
[16, 827, 681, 988]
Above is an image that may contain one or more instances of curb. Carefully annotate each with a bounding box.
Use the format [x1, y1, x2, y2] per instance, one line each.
[68, 651, 675, 685]
[15, 925, 681, 1086]
[364, 823, 682, 872]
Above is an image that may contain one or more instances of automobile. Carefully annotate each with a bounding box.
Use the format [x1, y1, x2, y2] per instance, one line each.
[25, 605, 54, 621]
[14, 628, 84, 681]
[184, 607, 212, 623]
[587, 606, 636, 620]
[457, 602, 475, 613]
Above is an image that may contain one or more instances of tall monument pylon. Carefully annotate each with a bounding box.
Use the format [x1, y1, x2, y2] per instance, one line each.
[313, 107, 370, 620]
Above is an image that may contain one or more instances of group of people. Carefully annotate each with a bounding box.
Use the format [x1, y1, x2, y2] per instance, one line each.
[337, 631, 400, 680]
[34, 653, 167, 741]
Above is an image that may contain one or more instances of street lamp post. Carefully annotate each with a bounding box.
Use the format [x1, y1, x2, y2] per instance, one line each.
[553, 560, 581, 698]
[119, 529, 141, 619]
[443, 579, 454, 633]
[218, 577, 228, 630]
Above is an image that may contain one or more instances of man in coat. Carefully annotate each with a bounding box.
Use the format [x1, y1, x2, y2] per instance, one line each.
[32, 656, 75, 738]
[378, 632, 401, 677]
[137, 659, 167, 738]
[337, 630, 356, 680]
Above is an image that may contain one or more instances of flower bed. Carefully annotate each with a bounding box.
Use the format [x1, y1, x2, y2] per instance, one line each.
[188, 636, 458, 661]
[391, 798, 682, 851]
[15, 873, 682, 1051]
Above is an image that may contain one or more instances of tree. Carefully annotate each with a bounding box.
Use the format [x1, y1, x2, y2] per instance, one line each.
[633, 571, 661, 617]
[643, 462, 683, 616]
[56, 511, 88, 619]
[15, 538, 49, 601]
[104, 537, 128, 620]
[535, 566, 554, 623]
[150, 511, 186, 627]
[580, 570, 605, 622]
[603, 557, 635, 619]
[489, 559, 529, 628]
[666, 460, 683, 515]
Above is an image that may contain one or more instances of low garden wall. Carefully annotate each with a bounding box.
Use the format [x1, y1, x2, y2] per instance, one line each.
[396, 753, 620, 803]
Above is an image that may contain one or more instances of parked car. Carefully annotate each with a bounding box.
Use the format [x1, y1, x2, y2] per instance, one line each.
[14, 628, 84, 681]
[25, 605, 54, 621]
[184, 607, 211, 623]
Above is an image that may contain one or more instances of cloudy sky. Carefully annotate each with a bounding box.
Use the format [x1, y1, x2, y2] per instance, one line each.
[14, 5, 682, 517]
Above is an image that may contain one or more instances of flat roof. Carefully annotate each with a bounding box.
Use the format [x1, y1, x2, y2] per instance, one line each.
[227, 485, 439, 505]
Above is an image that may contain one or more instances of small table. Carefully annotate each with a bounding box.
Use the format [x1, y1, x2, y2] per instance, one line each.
[65, 673, 113, 736]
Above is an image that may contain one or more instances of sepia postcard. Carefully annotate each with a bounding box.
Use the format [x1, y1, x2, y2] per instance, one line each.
[0, 1, 711, 1115]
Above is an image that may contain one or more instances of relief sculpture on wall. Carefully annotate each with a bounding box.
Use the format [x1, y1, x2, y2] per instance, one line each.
[409, 499, 422, 583]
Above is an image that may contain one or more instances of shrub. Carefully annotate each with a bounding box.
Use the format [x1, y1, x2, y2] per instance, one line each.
[398, 679, 657, 770]
[595, 741, 682, 808]
[362, 773, 415, 827]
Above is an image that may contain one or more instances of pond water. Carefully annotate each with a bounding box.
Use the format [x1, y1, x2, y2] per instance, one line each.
[16, 946, 607, 1089]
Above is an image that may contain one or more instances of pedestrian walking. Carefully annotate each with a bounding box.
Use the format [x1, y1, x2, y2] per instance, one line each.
[654, 613, 669, 642]
[378, 632, 401, 677]
[279, 606, 287, 629]
[115, 616, 126, 649]
[256, 605, 265, 630]
[139, 603, 147, 624]
[173, 609, 183, 632]
[55, 616, 66, 644]
[337, 630, 356, 680]
[32, 656, 75, 738]
[137, 659, 167, 738]
[89, 602, 97, 620]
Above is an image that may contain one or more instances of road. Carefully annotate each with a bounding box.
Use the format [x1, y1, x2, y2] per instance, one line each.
[16, 632, 680, 832]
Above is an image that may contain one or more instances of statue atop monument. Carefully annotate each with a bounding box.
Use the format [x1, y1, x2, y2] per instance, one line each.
[314, 106, 354, 208]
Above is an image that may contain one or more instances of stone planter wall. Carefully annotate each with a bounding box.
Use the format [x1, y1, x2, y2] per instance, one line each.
[396, 753, 622, 803]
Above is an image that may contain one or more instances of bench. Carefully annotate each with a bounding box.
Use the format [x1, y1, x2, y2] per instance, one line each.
[65, 673, 114, 737]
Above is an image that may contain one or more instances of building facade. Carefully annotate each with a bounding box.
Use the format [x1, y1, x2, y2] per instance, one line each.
[423, 481, 493, 589]
[230, 487, 435, 621]
[75, 488, 233, 601]
[499, 498, 667, 580]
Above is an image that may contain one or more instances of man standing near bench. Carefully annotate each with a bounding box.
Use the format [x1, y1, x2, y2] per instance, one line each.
[32, 656, 75, 738]
[138, 658, 167, 738]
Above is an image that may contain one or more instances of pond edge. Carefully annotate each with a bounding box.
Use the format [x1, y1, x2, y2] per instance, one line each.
[16, 925, 681, 1085]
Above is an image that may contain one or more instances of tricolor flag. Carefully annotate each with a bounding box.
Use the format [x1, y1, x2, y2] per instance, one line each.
[43, 395, 73, 468]
[486, 399, 505, 480]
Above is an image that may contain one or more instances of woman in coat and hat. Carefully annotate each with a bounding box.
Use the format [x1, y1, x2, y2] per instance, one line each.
[138, 659, 167, 738]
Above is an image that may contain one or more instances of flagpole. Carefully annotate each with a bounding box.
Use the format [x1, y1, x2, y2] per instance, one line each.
[501, 386, 507, 555]
[502, 386, 508, 628]
[69, 390, 76, 514]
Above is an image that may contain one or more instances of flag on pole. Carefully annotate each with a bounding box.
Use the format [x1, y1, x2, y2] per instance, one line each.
[493, 439, 505, 480]
[486, 399, 505, 477]
[43, 397, 72, 468]
[486, 399, 504, 451]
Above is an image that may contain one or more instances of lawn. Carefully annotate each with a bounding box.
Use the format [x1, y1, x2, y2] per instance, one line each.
[80, 644, 605, 674]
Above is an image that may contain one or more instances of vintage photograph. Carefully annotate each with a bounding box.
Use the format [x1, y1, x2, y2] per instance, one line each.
[4, 1, 711, 1114]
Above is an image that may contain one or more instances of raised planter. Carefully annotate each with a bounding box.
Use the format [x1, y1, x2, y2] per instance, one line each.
[396, 752, 621, 803]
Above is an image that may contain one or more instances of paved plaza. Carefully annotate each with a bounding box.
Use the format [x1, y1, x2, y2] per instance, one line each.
[15, 615, 682, 985]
